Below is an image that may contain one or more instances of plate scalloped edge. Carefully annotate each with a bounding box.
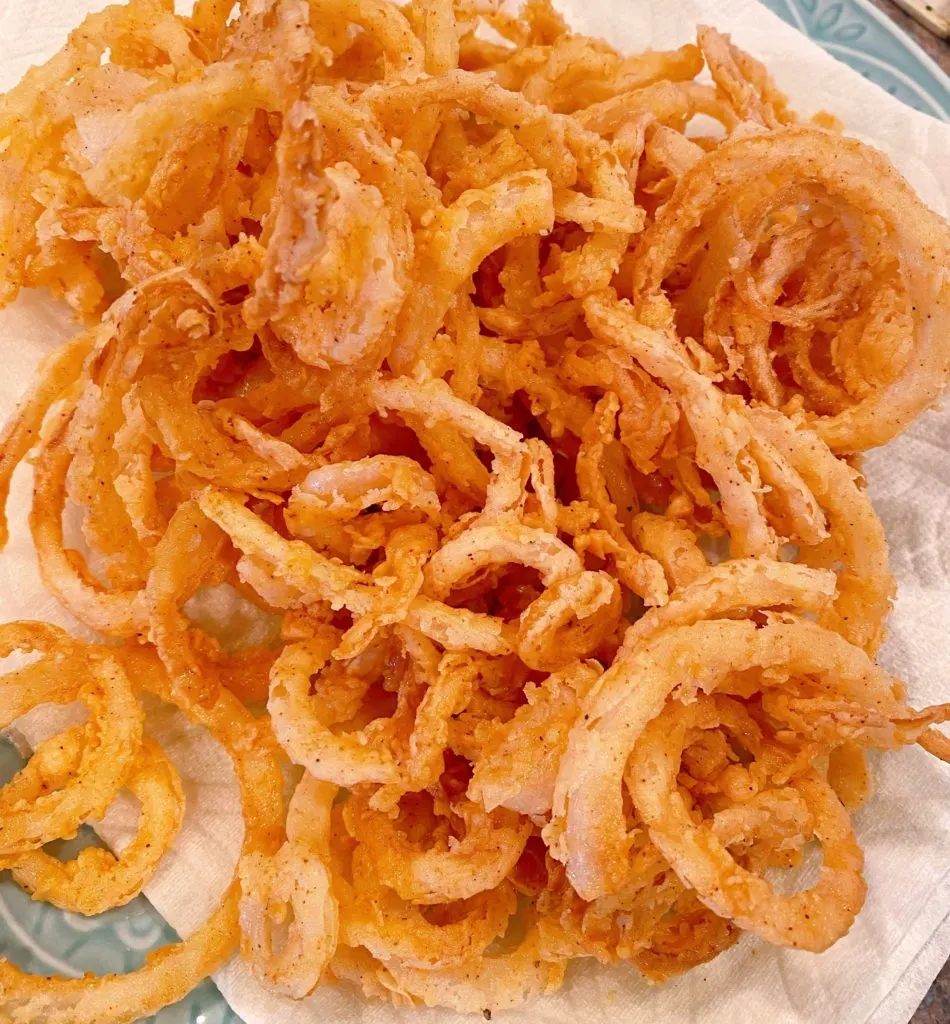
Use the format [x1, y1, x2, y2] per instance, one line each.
[763, 0, 950, 119]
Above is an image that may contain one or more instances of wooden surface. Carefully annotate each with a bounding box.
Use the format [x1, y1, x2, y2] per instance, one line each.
[867, 0, 950, 69]
[913, 959, 950, 1023]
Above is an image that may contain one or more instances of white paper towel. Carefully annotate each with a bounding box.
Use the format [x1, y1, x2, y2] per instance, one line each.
[1, 1, 950, 1022]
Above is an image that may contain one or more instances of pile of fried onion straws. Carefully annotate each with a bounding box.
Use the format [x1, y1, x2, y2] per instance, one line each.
[0, 0, 949, 1019]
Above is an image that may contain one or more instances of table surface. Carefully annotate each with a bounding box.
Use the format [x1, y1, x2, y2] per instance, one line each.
[864, 8, 950, 1021]
[868, 0, 950, 71]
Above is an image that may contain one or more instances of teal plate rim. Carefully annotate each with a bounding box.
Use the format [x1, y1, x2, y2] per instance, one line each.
[0, 1, 948, 1022]
[766, 0, 950, 119]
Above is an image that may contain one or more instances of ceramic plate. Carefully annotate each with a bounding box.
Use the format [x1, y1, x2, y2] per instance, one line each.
[0, 1, 948, 1022]
[766, 0, 950, 118]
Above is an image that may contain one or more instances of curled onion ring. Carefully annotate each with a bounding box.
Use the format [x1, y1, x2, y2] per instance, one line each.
[575, 392, 668, 603]
[341, 859, 516, 969]
[628, 697, 865, 951]
[632, 127, 950, 452]
[269, 628, 473, 792]
[269, 631, 402, 787]
[469, 661, 601, 816]
[9, 738, 184, 916]
[625, 558, 837, 647]
[379, 925, 565, 1013]
[0, 623, 144, 857]
[249, 102, 411, 372]
[632, 891, 739, 981]
[388, 169, 555, 373]
[583, 291, 776, 557]
[749, 407, 894, 652]
[31, 428, 148, 638]
[239, 773, 339, 999]
[197, 487, 376, 613]
[344, 792, 531, 904]
[424, 520, 582, 599]
[202, 486, 519, 654]
[285, 456, 440, 539]
[516, 570, 621, 672]
[549, 613, 880, 901]
[372, 375, 524, 456]
[0, 645, 284, 1024]
[144, 498, 227, 707]
[0, 330, 95, 551]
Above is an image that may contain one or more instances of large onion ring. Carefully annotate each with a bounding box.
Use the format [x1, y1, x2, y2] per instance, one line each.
[0, 623, 144, 857]
[0, 645, 284, 1024]
[633, 127, 950, 452]
[239, 773, 339, 999]
[9, 738, 184, 916]
[549, 613, 882, 901]
[344, 792, 530, 904]
[629, 698, 865, 951]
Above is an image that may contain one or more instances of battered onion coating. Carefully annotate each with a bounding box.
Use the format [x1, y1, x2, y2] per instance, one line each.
[0, 624, 144, 857]
[286, 456, 440, 538]
[632, 127, 950, 452]
[344, 790, 532, 903]
[7, 738, 184, 916]
[469, 660, 601, 815]
[239, 774, 340, 998]
[0, 0, 948, 1018]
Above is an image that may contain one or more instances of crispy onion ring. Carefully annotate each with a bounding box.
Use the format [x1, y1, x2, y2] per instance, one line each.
[0, 330, 95, 551]
[827, 741, 872, 810]
[575, 392, 668, 603]
[144, 498, 228, 707]
[626, 558, 837, 647]
[341, 860, 517, 969]
[9, 738, 184, 916]
[270, 628, 474, 792]
[468, 661, 601, 816]
[748, 407, 894, 652]
[197, 487, 376, 613]
[550, 609, 877, 901]
[248, 95, 412, 372]
[269, 631, 403, 787]
[630, 511, 708, 589]
[516, 570, 621, 672]
[424, 520, 582, 599]
[584, 291, 773, 556]
[632, 891, 739, 981]
[31, 428, 148, 638]
[403, 650, 481, 792]
[585, 290, 827, 558]
[372, 375, 524, 456]
[200, 487, 513, 654]
[0, 726, 89, 812]
[388, 169, 555, 373]
[372, 374, 532, 507]
[285, 456, 440, 539]
[628, 698, 865, 951]
[239, 773, 339, 999]
[0, 645, 283, 1024]
[344, 792, 531, 904]
[335, 523, 438, 660]
[365, 69, 641, 300]
[378, 925, 565, 1013]
[0, 623, 144, 857]
[632, 127, 950, 452]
